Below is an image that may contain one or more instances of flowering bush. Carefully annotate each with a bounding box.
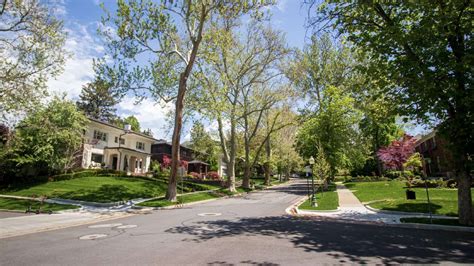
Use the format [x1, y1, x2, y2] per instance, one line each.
[207, 171, 221, 180]
[161, 155, 171, 169]
[189, 172, 201, 179]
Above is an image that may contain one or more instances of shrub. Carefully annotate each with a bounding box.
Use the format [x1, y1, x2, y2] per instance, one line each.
[409, 178, 446, 188]
[189, 172, 201, 179]
[207, 171, 221, 180]
[348, 175, 389, 182]
[385, 170, 418, 180]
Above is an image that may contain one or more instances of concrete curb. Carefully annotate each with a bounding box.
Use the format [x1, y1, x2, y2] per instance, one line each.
[364, 204, 457, 219]
[386, 222, 474, 233]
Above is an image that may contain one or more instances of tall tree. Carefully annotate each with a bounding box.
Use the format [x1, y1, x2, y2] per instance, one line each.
[97, 0, 270, 200]
[76, 78, 119, 122]
[0, 0, 67, 120]
[189, 121, 218, 169]
[296, 85, 367, 178]
[124, 115, 140, 132]
[193, 19, 289, 190]
[314, 1, 474, 225]
[8, 97, 87, 177]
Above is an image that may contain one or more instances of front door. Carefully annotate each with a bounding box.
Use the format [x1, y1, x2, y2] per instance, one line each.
[112, 156, 118, 170]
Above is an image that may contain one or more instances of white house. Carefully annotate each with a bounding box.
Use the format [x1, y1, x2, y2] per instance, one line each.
[81, 118, 158, 174]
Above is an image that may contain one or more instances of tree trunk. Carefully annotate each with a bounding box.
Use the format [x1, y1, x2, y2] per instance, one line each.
[166, 74, 186, 201]
[242, 165, 251, 189]
[455, 152, 473, 225]
[264, 136, 271, 186]
[226, 116, 237, 192]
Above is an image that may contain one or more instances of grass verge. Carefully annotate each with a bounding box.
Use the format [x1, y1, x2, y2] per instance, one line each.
[400, 217, 474, 227]
[0, 198, 79, 212]
[345, 181, 474, 216]
[1, 176, 221, 203]
[299, 185, 338, 211]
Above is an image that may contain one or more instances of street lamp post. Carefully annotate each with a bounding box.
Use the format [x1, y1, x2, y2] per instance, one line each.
[309, 156, 316, 207]
[117, 124, 131, 172]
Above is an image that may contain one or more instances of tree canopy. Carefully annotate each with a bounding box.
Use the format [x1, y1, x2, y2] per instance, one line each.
[0, 0, 67, 120]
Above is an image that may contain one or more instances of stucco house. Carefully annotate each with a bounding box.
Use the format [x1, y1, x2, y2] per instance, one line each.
[81, 118, 158, 174]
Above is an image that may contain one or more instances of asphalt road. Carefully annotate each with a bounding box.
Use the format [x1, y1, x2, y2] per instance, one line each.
[1, 179, 473, 265]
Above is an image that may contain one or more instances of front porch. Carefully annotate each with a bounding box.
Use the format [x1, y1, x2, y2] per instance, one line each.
[103, 147, 151, 174]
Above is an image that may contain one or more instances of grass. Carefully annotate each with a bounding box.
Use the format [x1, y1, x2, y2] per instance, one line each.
[299, 185, 339, 211]
[345, 181, 474, 217]
[137, 191, 223, 207]
[137, 185, 255, 208]
[400, 217, 474, 227]
[1, 176, 221, 203]
[0, 198, 79, 212]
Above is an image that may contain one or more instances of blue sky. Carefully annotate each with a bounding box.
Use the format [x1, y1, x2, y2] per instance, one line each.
[48, 0, 426, 140]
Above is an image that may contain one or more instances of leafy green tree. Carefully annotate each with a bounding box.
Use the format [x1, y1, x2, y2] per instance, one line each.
[193, 19, 289, 190]
[314, 1, 474, 224]
[189, 121, 218, 170]
[124, 116, 140, 132]
[76, 78, 119, 122]
[0, 0, 67, 120]
[313, 141, 331, 190]
[97, 0, 271, 200]
[296, 86, 367, 178]
[8, 97, 87, 179]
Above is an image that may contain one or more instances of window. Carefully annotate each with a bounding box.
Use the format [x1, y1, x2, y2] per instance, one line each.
[114, 137, 125, 144]
[136, 141, 145, 151]
[432, 136, 437, 148]
[93, 130, 107, 141]
[91, 153, 103, 163]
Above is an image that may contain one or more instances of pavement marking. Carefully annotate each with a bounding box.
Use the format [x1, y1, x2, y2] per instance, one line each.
[79, 234, 108, 240]
[88, 223, 123, 228]
[197, 213, 222, 217]
[116, 224, 137, 229]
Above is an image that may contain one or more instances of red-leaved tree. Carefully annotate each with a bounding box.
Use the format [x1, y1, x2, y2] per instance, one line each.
[377, 134, 417, 171]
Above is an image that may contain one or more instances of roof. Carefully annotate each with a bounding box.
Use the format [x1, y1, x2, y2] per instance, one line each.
[88, 117, 159, 142]
[104, 147, 151, 156]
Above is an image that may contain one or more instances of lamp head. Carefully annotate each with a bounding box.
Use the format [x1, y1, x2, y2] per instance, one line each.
[309, 156, 315, 165]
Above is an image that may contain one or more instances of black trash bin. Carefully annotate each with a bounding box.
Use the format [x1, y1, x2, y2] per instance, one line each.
[406, 190, 416, 200]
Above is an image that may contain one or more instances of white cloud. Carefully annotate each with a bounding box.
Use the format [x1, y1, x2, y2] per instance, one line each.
[276, 0, 289, 12]
[47, 23, 104, 99]
[117, 97, 174, 140]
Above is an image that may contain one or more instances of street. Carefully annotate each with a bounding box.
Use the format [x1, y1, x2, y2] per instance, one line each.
[1, 179, 473, 265]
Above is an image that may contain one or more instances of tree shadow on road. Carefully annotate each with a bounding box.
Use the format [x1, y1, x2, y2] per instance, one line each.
[165, 215, 474, 264]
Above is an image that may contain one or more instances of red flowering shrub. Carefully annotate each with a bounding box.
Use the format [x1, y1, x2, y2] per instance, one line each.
[207, 171, 221, 180]
[190, 172, 201, 179]
[180, 160, 188, 169]
[161, 155, 171, 169]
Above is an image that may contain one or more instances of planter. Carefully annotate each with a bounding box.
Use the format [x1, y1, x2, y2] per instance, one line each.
[406, 190, 416, 200]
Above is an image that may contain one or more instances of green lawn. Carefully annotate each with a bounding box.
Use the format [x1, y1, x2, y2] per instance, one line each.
[0, 198, 79, 212]
[137, 186, 252, 208]
[400, 217, 473, 227]
[137, 191, 223, 207]
[1, 176, 221, 203]
[345, 181, 473, 217]
[299, 185, 339, 211]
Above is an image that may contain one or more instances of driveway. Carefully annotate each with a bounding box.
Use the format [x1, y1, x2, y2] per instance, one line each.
[1, 179, 473, 265]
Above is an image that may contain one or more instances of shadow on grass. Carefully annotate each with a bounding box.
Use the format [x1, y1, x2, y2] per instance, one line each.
[381, 202, 443, 214]
[58, 184, 162, 203]
[165, 216, 474, 264]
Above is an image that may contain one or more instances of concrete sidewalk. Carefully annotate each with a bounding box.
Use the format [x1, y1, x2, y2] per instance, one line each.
[297, 184, 401, 223]
[0, 211, 133, 239]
